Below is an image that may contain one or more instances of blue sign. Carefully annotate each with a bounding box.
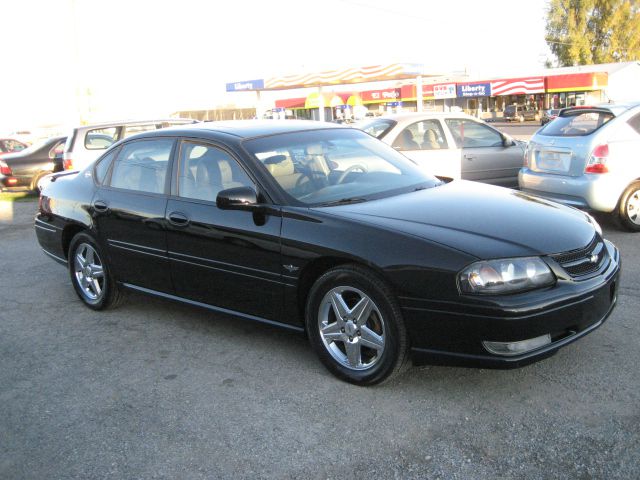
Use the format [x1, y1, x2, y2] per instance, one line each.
[456, 83, 491, 98]
[225, 79, 265, 92]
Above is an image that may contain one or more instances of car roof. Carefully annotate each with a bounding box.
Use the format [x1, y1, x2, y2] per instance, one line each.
[72, 118, 195, 131]
[156, 120, 347, 139]
[561, 102, 640, 116]
[365, 112, 476, 122]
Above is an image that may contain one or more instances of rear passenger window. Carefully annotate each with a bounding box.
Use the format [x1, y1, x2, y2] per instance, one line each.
[393, 120, 448, 151]
[94, 149, 118, 185]
[110, 140, 173, 194]
[177, 141, 253, 201]
[85, 127, 119, 150]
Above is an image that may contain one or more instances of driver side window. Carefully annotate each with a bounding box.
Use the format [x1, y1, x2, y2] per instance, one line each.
[445, 119, 503, 148]
[177, 142, 254, 202]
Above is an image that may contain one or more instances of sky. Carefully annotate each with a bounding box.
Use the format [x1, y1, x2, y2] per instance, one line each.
[1, 0, 552, 132]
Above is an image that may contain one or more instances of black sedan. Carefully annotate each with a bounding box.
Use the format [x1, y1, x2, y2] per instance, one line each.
[0, 136, 66, 191]
[35, 121, 620, 385]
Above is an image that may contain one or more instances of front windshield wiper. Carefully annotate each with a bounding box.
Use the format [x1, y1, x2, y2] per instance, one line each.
[317, 197, 368, 207]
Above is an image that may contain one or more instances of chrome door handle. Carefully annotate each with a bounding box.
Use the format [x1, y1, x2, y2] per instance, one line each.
[93, 200, 109, 212]
[168, 212, 189, 227]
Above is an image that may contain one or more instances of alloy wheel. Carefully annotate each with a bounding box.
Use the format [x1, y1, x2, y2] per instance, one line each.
[73, 242, 105, 303]
[625, 188, 640, 226]
[317, 286, 386, 370]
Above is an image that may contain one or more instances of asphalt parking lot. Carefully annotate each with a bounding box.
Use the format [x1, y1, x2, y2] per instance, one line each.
[1, 198, 638, 479]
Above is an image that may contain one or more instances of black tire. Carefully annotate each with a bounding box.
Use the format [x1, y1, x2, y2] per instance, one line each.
[305, 265, 408, 385]
[68, 232, 124, 310]
[616, 181, 640, 232]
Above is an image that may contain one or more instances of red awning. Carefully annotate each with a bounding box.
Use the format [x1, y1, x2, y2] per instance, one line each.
[275, 97, 306, 109]
[546, 72, 608, 93]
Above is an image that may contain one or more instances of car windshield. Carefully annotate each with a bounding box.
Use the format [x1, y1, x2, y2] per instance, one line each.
[539, 110, 614, 136]
[354, 118, 396, 139]
[243, 128, 440, 206]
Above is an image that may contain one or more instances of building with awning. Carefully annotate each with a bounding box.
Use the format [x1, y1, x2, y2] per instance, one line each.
[227, 61, 640, 121]
[227, 63, 443, 121]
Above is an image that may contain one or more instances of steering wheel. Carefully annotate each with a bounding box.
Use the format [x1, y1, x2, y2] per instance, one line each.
[337, 164, 367, 184]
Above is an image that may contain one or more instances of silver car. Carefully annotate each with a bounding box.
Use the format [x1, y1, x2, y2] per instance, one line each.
[357, 112, 524, 188]
[519, 103, 640, 231]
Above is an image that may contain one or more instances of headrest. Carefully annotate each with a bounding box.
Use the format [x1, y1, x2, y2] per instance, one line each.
[306, 143, 325, 156]
[266, 157, 294, 176]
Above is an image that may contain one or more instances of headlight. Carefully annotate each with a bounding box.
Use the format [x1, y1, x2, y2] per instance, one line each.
[585, 213, 602, 236]
[458, 257, 555, 295]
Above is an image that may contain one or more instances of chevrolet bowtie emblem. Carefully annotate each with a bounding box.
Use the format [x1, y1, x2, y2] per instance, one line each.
[590, 254, 598, 264]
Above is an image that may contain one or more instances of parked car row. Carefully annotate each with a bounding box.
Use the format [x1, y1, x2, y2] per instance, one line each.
[36, 120, 620, 385]
[1, 119, 195, 192]
[0, 136, 66, 190]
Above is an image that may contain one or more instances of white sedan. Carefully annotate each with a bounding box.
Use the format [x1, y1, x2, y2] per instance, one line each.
[356, 112, 525, 188]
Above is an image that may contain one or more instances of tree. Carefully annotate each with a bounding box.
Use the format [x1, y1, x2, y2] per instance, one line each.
[546, 0, 640, 66]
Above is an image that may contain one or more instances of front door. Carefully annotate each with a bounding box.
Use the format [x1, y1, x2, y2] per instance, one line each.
[165, 140, 284, 320]
[444, 118, 521, 187]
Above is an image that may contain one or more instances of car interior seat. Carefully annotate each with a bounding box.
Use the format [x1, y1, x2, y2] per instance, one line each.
[263, 154, 306, 196]
[422, 129, 440, 150]
[194, 151, 225, 201]
[394, 129, 420, 150]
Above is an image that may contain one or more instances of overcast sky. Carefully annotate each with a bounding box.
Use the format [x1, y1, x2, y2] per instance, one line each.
[1, 0, 551, 131]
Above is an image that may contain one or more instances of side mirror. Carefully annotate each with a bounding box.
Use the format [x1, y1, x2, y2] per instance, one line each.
[216, 186, 258, 210]
[502, 135, 516, 147]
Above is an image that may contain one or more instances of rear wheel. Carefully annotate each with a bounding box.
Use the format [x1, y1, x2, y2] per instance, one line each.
[30, 171, 51, 193]
[617, 181, 640, 232]
[305, 265, 408, 385]
[68, 232, 124, 309]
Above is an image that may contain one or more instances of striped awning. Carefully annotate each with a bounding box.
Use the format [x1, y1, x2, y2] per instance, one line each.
[263, 63, 431, 90]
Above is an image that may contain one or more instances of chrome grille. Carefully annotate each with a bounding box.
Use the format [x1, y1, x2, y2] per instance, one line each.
[551, 235, 607, 278]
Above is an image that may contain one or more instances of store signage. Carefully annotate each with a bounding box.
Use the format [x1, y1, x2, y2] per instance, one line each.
[433, 84, 457, 99]
[225, 79, 265, 92]
[457, 83, 491, 97]
[362, 89, 401, 102]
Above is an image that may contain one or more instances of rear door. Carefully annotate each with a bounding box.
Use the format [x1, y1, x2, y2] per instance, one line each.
[389, 119, 461, 179]
[165, 140, 284, 320]
[444, 118, 522, 187]
[92, 138, 174, 293]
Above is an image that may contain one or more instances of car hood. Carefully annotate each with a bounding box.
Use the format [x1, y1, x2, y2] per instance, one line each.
[320, 180, 596, 259]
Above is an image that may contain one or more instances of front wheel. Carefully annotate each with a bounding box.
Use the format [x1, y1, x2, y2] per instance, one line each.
[617, 181, 640, 232]
[68, 232, 124, 309]
[305, 265, 408, 385]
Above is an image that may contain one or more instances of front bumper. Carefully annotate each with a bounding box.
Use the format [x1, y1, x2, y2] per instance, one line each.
[402, 241, 621, 368]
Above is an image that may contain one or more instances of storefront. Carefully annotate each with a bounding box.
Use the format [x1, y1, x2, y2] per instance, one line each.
[545, 72, 608, 109]
[227, 62, 637, 121]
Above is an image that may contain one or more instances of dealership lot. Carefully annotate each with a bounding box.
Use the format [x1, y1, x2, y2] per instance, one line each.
[1, 199, 638, 479]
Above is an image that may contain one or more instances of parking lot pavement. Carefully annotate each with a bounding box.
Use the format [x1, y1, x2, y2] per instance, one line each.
[491, 121, 541, 141]
[1, 199, 638, 479]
